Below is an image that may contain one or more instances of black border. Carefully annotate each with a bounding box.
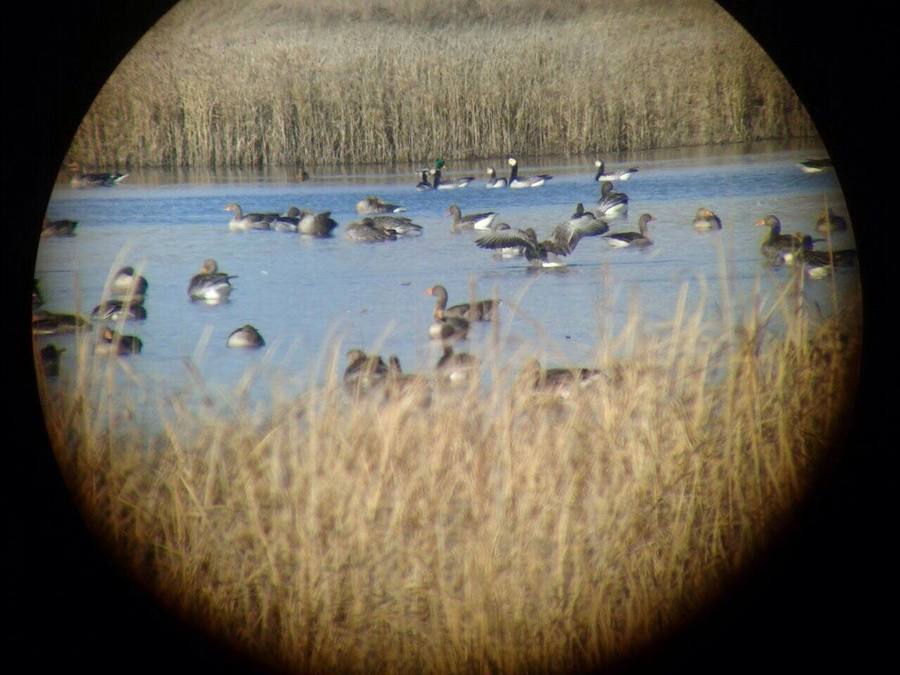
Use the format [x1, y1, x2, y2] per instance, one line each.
[4, 2, 891, 673]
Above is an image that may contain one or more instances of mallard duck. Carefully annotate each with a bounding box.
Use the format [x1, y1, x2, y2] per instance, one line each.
[485, 167, 508, 189]
[447, 204, 498, 232]
[226, 324, 265, 349]
[815, 208, 849, 234]
[188, 259, 236, 303]
[91, 298, 147, 321]
[429, 168, 474, 190]
[596, 181, 629, 219]
[507, 157, 552, 188]
[96, 327, 143, 355]
[475, 217, 602, 266]
[355, 196, 406, 215]
[343, 349, 389, 395]
[603, 213, 655, 248]
[41, 217, 78, 237]
[692, 207, 722, 231]
[346, 218, 398, 242]
[224, 203, 273, 231]
[426, 284, 500, 322]
[593, 159, 638, 182]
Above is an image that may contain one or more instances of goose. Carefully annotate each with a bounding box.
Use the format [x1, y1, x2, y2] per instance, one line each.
[426, 284, 500, 322]
[796, 235, 857, 277]
[755, 215, 805, 261]
[41, 217, 78, 237]
[815, 208, 849, 234]
[692, 207, 722, 231]
[603, 213, 656, 248]
[596, 181, 629, 219]
[593, 159, 639, 182]
[343, 349, 389, 395]
[474, 217, 600, 267]
[346, 218, 398, 242]
[226, 324, 265, 349]
[224, 203, 273, 231]
[519, 358, 604, 394]
[297, 210, 339, 237]
[355, 196, 406, 215]
[67, 162, 128, 188]
[96, 327, 143, 355]
[568, 202, 608, 234]
[429, 168, 474, 190]
[91, 298, 147, 321]
[416, 169, 433, 191]
[429, 314, 470, 341]
[485, 167, 508, 189]
[384, 355, 432, 404]
[32, 310, 90, 335]
[797, 158, 832, 173]
[38, 345, 65, 377]
[110, 266, 149, 298]
[507, 157, 552, 188]
[435, 345, 479, 387]
[447, 204, 498, 232]
[482, 222, 525, 258]
[188, 259, 237, 303]
[369, 215, 423, 236]
[270, 206, 302, 232]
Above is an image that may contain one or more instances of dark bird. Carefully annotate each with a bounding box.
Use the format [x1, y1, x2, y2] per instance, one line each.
[603, 213, 656, 248]
[41, 217, 78, 237]
[188, 259, 237, 303]
[475, 217, 602, 266]
[595, 181, 629, 219]
[426, 284, 500, 322]
[226, 325, 265, 349]
[692, 207, 722, 231]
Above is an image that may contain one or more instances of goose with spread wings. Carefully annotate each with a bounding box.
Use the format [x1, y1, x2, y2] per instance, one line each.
[474, 217, 605, 267]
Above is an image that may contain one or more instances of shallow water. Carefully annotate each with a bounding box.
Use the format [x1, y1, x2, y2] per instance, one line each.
[36, 142, 858, 416]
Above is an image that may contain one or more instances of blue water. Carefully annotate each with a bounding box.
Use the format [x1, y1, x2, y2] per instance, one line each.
[35, 143, 858, 414]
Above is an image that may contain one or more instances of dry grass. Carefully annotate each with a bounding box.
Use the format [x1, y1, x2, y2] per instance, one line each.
[67, 0, 815, 169]
[36, 266, 860, 675]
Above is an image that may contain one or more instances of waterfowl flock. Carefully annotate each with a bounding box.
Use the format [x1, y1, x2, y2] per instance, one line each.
[35, 155, 854, 386]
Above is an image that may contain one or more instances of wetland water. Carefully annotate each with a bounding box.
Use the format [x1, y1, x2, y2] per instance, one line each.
[35, 142, 858, 414]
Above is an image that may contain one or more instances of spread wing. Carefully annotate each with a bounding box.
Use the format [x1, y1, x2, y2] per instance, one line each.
[474, 228, 536, 253]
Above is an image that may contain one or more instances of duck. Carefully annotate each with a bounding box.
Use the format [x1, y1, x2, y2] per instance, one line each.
[815, 208, 849, 234]
[346, 218, 398, 242]
[595, 181, 629, 219]
[447, 204, 498, 232]
[355, 196, 406, 215]
[796, 235, 857, 277]
[41, 217, 78, 237]
[435, 345, 479, 387]
[369, 215, 423, 236]
[692, 207, 722, 231]
[226, 324, 265, 349]
[507, 157, 553, 188]
[485, 167, 508, 189]
[416, 169, 433, 191]
[96, 327, 143, 355]
[343, 349, 389, 395]
[426, 284, 500, 322]
[91, 298, 147, 321]
[224, 203, 273, 231]
[603, 213, 656, 248]
[188, 259, 237, 303]
[429, 168, 474, 190]
[67, 161, 128, 188]
[38, 345, 65, 377]
[474, 217, 602, 267]
[593, 159, 639, 182]
[32, 310, 90, 335]
[797, 158, 832, 173]
[110, 266, 149, 298]
[755, 215, 804, 261]
[519, 358, 604, 394]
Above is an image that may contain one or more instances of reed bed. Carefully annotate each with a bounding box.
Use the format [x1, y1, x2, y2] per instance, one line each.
[36, 268, 860, 675]
[67, 0, 816, 169]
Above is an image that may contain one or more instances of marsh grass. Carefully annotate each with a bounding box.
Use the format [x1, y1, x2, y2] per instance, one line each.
[36, 263, 860, 675]
[67, 0, 815, 169]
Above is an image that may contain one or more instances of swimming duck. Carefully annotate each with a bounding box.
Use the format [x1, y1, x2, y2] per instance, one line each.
[369, 215, 423, 236]
[426, 284, 500, 322]
[429, 168, 475, 190]
[692, 207, 722, 231]
[67, 162, 129, 188]
[593, 159, 639, 182]
[343, 349, 389, 395]
[474, 217, 601, 266]
[226, 324, 265, 349]
[485, 167, 508, 189]
[188, 259, 237, 303]
[41, 217, 78, 237]
[110, 266, 149, 298]
[416, 169, 433, 191]
[519, 358, 604, 394]
[38, 345, 65, 377]
[447, 204, 498, 232]
[507, 157, 553, 188]
[435, 345, 479, 387]
[603, 213, 655, 248]
[796, 235, 857, 277]
[224, 203, 273, 231]
[755, 215, 804, 261]
[91, 298, 147, 321]
[797, 158, 832, 173]
[96, 327, 143, 355]
[355, 196, 406, 215]
[815, 208, 849, 234]
[596, 181, 629, 219]
[346, 218, 398, 242]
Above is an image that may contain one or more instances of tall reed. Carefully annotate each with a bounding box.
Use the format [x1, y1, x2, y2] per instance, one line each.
[66, 0, 816, 169]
